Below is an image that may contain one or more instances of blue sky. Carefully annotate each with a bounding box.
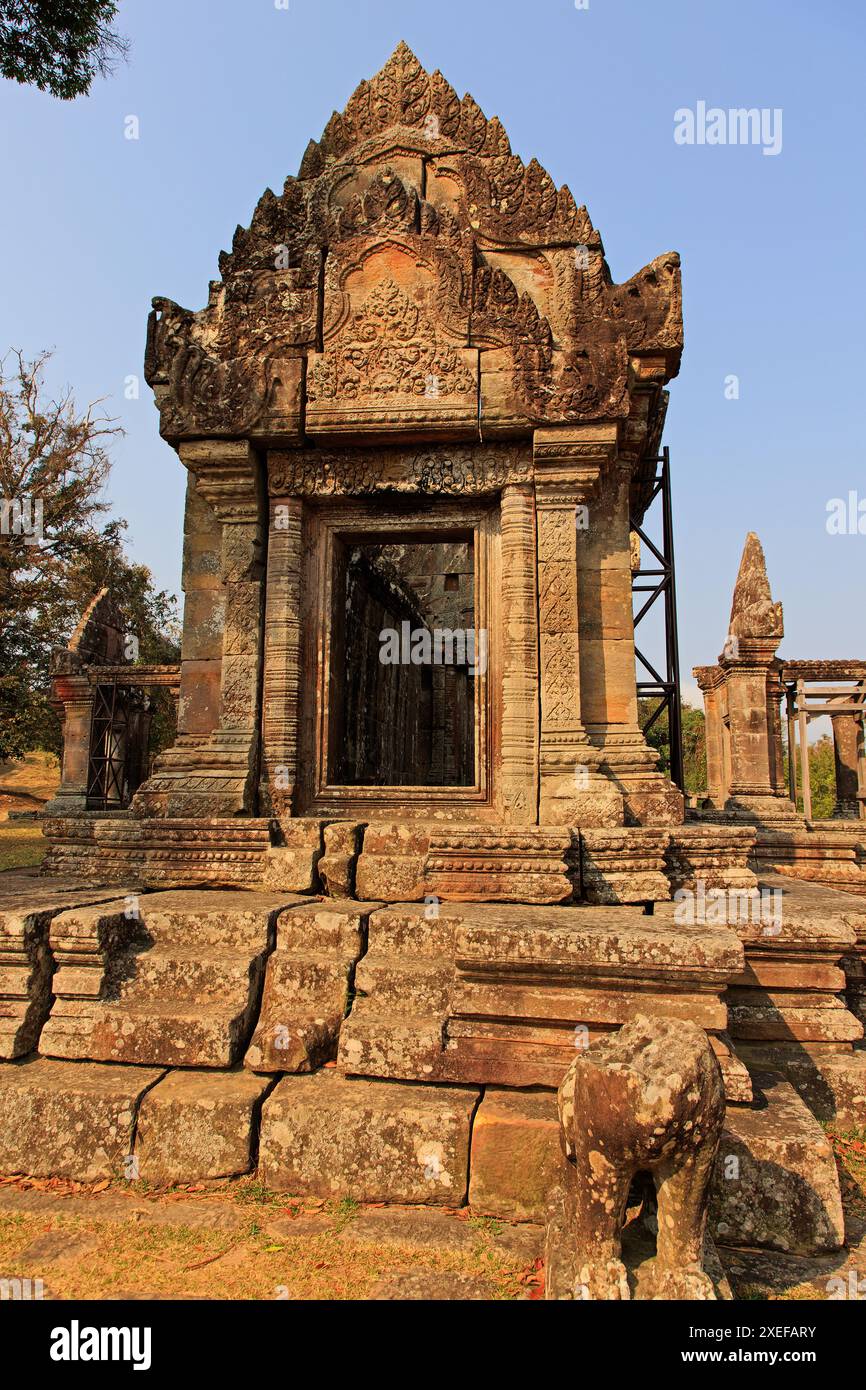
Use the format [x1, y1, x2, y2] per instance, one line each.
[1, 0, 863, 701]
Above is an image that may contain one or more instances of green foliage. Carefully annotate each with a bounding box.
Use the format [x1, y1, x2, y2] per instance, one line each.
[638, 698, 707, 797]
[0, 1, 127, 99]
[0, 349, 179, 763]
[784, 733, 837, 821]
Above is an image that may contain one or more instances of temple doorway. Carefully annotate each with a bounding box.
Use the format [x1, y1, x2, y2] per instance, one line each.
[328, 534, 476, 787]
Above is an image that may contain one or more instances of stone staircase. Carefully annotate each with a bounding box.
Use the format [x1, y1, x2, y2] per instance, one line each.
[39, 890, 311, 1068]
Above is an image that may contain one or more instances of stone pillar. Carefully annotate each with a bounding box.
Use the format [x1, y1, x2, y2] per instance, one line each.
[695, 670, 726, 805]
[133, 441, 266, 818]
[767, 675, 788, 798]
[498, 483, 538, 824]
[534, 427, 623, 828]
[720, 646, 797, 821]
[260, 493, 304, 816]
[43, 673, 94, 813]
[176, 474, 224, 741]
[830, 712, 863, 819]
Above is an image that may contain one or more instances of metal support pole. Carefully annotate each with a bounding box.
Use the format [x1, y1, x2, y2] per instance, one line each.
[632, 447, 684, 789]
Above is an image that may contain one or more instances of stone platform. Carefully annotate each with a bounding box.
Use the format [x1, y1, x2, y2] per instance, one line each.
[0, 869, 859, 1271]
[42, 813, 759, 906]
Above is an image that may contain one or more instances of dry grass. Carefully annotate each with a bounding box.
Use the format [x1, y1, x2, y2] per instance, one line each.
[0, 1178, 539, 1295]
[0, 752, 59, 805]
[0, 1188, 532, 1300]
[0, 824, 46, 871]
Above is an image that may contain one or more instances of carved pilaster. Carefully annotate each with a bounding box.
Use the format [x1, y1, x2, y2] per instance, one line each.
[694, 666, 726, 806]
[133, 441, 266, 817]
[260, 494, 304, 815]
[533, 427, 623, 828]
[498, 484, 538, 823]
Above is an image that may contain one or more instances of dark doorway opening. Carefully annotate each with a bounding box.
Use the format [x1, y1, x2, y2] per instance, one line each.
[328, 534, 477, 786]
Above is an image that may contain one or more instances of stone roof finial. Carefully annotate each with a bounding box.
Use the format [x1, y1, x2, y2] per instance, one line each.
[728, 532, 784, 640]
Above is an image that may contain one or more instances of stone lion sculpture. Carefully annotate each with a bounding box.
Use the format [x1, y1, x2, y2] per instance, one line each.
[545, 1013, 725, 1300]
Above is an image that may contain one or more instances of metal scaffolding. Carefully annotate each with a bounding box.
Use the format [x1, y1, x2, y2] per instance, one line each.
[632, 446, 685, 790]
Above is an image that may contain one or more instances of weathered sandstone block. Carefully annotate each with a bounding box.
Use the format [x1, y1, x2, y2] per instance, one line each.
[318, 822, 364, 898]
[0, 1057, 164, 1182]
[468, 1087, 560, 1223]
[710, 1071, 844, 1255]
[258, 1073, 479, 1204]
[135, 1067, 271, 1182]
[355, 822, 429, 901]
[579, 828, 671, 904]
[339, 901, 743, 1091]
[39, 890, 308, 1068]
[264, 820, 326, 892]
[666, 824, 757, 894]
[244, 900, 379, 1072]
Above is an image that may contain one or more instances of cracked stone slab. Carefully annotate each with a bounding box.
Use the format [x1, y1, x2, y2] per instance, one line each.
[0, 1057, 164, 1182]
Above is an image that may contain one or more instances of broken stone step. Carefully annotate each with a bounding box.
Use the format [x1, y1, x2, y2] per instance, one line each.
[0, 1057, 164, 1181]
[244, 960, 352, 1074]
[259, 1072, 479, 1204]
[134, 1068, 272, 1183]
[112, 947, 264, 1004]
[710, 1070, 844, 1256]
[0, 884, 139, 1061]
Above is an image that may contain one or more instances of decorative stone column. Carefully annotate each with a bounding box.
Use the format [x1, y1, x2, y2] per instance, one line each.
[577, 457, 683, 825]
[175, 473, 224, 743]
[534, 427, 623, 828]
[43, 671, 94, 812]
[767, 673, 788, 799]
[718, 534, 798, 822]
[498, 483, 539, 824]
[259, 493, 304, 816]
[133, 441, 266, 818]
[722, 648, 779, 808]
[830, 711, 863, 819]
[694, 667, 726, 805]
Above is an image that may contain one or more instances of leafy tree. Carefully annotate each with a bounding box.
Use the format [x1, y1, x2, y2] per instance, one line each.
[0, 1, 127, 100]
[638, 698, 707, 796]
[785, 732, 837, 821]
[0, 349, 178, 762]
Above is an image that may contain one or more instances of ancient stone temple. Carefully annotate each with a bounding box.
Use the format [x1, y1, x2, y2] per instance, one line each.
[2, 45, 865, 1300]
[43, 39, 700, 898]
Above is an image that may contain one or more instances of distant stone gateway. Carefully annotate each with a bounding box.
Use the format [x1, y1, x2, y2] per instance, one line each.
[1, 44, 864, 1300]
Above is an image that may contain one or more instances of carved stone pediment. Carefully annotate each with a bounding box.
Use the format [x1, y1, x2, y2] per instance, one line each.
[144, 41, 681, 447]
